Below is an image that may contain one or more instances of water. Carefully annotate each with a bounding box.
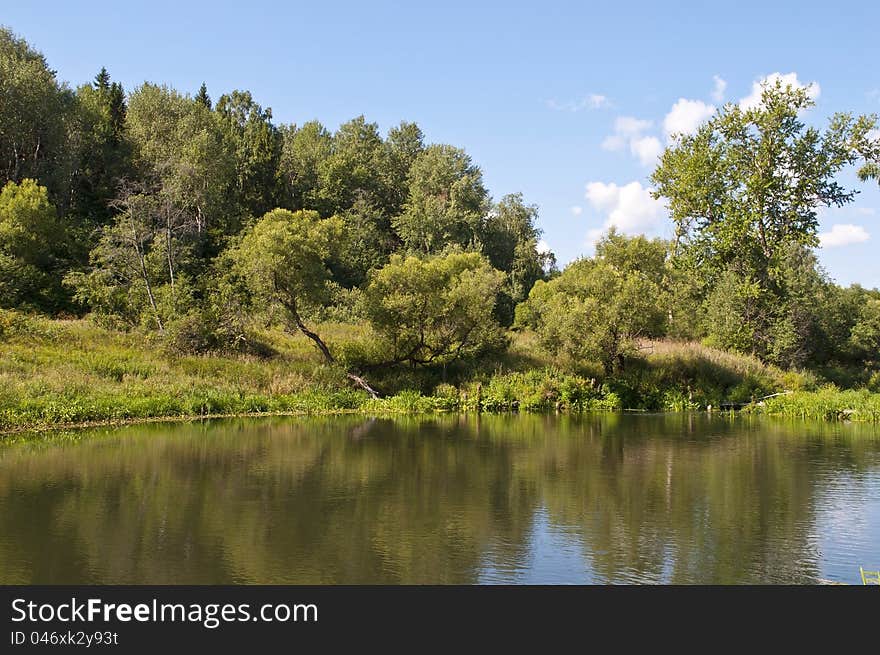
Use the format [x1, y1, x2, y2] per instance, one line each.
[1, 413, 878, 584]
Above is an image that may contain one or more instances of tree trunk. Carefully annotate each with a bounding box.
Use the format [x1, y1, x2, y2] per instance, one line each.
[279, 286, 380, 399]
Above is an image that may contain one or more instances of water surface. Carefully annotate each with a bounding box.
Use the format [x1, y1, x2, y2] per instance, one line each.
[1, 413, 878, 584]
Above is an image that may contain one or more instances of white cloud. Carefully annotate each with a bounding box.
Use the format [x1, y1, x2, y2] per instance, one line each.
[546, 94, 610, 112]
[601, 134, 626, 151]
[711, 75, 727, 103]
[663, 98, 715, 142]
[602, 117, 661, 166]
[739, 72, 820, 111]
[614, 116, 652, 137]
[631, 135, 663, 166]
[584, 181, 666, 244]
[818, 224, 870, 248]
[570, 205, 583, 216]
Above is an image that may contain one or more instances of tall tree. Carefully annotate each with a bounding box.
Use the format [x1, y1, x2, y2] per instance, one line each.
[278, 120, 332, 212]
[392, 144, 489, 254]
[481, 193, 554, 324]
[652, 81, 878, 282]
[652, 80, 879, 363]
[195, 82, 211, 110]
[0, 27, 75, 203]
[215, 90, 282, 218]
[226, 208, 378, 395]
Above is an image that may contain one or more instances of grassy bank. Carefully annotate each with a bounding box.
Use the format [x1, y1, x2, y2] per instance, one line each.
[1, 312, 879, 433]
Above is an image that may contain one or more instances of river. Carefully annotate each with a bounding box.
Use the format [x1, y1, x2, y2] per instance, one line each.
[1, 413, 878, 584]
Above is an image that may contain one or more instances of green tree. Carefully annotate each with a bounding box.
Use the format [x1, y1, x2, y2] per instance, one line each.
[195, 82, 211, 110]
[849, 299, 880, 367]
[0, 27, 75, 202]
[329, 198, 395, 288]
[126, 83, 235, 250]
[215, 90, 282, 218]
[225, 209, 378, 394]
[652, 81, 879, 363]
[481, 193, 554, 325]
[0, 179, 65, 311]
[392, 145, 489, 254]
[517, 232, 667, 374]
[360, 252, 507, 367]
[382, 121, 424, 215]
[278, 121, 332, 212]
[316, 116, 387, 215]
[69, 68, 132, 240]
[652, 81, 878, 281]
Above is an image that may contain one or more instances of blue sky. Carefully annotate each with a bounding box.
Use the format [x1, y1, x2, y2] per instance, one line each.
[5, 0, 880, 287]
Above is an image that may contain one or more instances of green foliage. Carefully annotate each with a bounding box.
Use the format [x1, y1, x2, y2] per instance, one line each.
[518, 231, 667, 374]
[229, 209, 342, 323]
[360, 251, 507, 367]
[0, 179, 67, 311]
[653, 81, 878, 282]
[482, 193, 555, 325]
[0, 28, 75, 199]
[392, 145, 489, 254]
[748, 387, 880, 422]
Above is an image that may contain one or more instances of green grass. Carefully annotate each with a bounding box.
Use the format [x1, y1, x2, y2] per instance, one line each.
[2, 311, 878, 432]
[746, 388, 880, 422]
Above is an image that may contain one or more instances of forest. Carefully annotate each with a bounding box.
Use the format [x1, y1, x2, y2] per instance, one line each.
[2, 25, 880, 430]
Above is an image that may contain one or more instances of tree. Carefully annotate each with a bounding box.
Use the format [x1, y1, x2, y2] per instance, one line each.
[225, 209, 377, 395]
[69, 68, 132, 242]
[652, 80, 879, 363]
[0, 179, 65, 311]
[329, 198, 395, 288]
[849, 299, 880, 367]
[516, 232, 667, 374]
[481, 193, 554, 325]
[360, 252, 506, 367]
[0, 27, 75, 202]
[126, 83, 235, 248]
[382, 121, 424, 215]
[316, 116, 387, 216]
[652, 81, 878, 282]
[278, 121, 332, 212]
[195, 82, 211, 110]
[392, 145, 489, 254]
[215, 90, 282, 217]
[67, 184, 196, 331]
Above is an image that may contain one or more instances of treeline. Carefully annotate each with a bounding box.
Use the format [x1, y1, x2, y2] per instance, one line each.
[2, 25, 880, 394]
[0, 27, 552, 327]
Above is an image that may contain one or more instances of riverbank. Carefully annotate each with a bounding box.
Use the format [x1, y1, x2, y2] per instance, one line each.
[2, 314, 879, 434]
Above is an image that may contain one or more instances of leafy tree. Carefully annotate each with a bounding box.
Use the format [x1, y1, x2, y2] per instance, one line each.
[329, 198, 395, 288]
[67, 186, 196, 331]
[316, 116, 387, 215]
[481, 193, 554, 324]
[652, 81, 878, 282]
[215, 90, 282, 217]
[849, 299, 880, 367]
[69, 68, 131, 240]
[0, 27, 75, 202]
[360, 252, 506, 367]
[652, 81, 879, 363]
[224, 209, 384, 393]
[0, 179, 65, 311]
[278, 120, 332, 212]
[392, 144, 489, 254]
[382, 121, 424, 215]
[517, 232, 667, 374]
[126, 84, 235, 249]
